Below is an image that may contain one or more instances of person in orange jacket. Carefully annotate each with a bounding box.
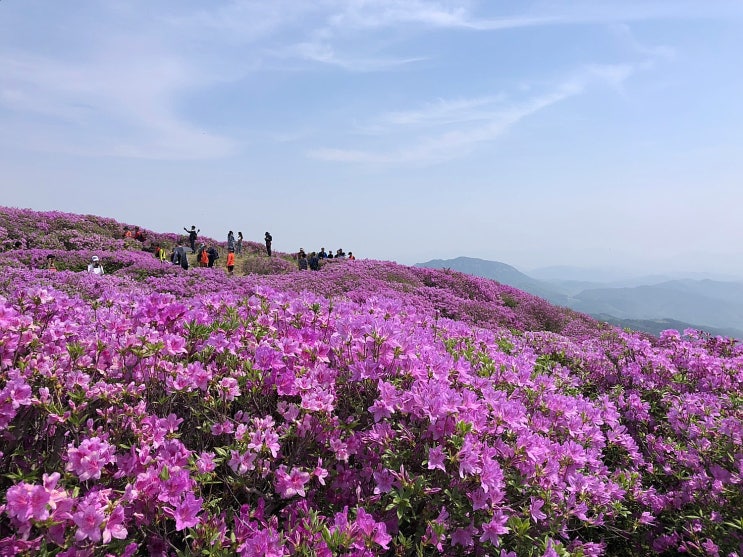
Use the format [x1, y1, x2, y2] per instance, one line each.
[198, 244, 209, 267]
[226, 249, 235, 275]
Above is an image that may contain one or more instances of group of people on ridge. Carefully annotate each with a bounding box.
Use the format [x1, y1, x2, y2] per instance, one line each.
[296, 248, 355, 271]
[168, 226, 275, 275]
[40, 223, 354, 276]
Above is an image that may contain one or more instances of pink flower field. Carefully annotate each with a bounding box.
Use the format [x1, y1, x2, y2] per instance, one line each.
[0, 207, 741, 556]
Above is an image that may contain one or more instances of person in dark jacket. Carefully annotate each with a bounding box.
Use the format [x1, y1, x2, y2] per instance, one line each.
[171, 245, 189, 270]
[227, 231, 235, 252]
[184, 225, 200, 253]
[207, 246, 219, 268]
[309, 252, 320, 271]
[265, 232, 272, 257]
[298, 250, 308, 270]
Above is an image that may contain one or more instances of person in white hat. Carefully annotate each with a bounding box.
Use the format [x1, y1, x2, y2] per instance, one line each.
[87, 255, 105, 275]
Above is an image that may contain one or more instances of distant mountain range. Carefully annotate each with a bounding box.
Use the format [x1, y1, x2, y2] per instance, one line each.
[416, 257, 743, 339]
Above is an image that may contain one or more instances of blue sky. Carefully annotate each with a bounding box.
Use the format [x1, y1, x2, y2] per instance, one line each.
[2, 1, 743, 277]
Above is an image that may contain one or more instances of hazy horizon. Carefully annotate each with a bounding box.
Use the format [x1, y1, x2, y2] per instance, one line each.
[2, 1, 743, 276]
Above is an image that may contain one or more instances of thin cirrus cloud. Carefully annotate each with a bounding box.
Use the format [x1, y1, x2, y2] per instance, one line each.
[307, 64, 634, 165]
[0, 43, 236, 160]
[285, 41, 426, 72]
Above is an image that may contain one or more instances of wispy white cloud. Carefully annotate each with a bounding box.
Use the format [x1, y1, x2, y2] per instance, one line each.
[287, 41, 426, 71]
[0, 37, 236, 160]
[309, 87, 577, 164]
[377, 95, 507, 128]
[610, 23, 676, 60]
[2, 0, 738, 161]
[324, 0, 743, 32]
[308, 64, 635, 165]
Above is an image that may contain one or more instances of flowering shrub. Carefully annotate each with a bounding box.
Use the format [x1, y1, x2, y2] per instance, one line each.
[0, 207, 741, 556]
[242, 254, 296, 275]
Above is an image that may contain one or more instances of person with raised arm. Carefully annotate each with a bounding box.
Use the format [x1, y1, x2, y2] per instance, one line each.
[184, 225, 200, 253]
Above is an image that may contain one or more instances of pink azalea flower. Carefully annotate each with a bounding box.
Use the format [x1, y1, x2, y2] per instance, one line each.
[530, 498, 547, 522]
[480, 510, 510, 545]
[195, 451, 216, 474]
[5, 484, 32, 523]
[427, 446, 446, 471]
[172, 492, 202, 531]
[102, 505, 128, 543]
[73, 498, 105, 543]
[275, 466, 310, 498]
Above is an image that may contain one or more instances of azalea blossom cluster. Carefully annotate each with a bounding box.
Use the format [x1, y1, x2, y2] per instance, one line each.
[0, 207, 741, 556]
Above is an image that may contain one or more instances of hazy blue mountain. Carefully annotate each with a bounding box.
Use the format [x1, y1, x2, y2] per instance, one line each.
[416, 257, 743, 338]
[572, 284, 743, 331]
[528, 265, 641, 283]
[415, 257, 568, 304]
[592, 315, 743, 340]
[530, 265, 743, 284]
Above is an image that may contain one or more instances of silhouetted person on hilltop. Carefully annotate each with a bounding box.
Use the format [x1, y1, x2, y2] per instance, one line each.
[236, 232, 243, 255]
[184, 225, 200, 253]
[265, 232, 272, 257]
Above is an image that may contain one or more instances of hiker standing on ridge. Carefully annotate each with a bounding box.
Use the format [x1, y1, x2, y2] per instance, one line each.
[226, 249, 235, 275]
[265, 232, 272, 257]
[227, 231, 235, 252]
[184, 225, 200, 253]
[236, 232, 243, 255]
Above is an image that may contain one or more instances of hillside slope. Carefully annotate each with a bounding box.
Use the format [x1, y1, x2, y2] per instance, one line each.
[1, 206, 741, 556]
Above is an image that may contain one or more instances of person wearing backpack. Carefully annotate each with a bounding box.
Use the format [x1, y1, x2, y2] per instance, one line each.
[172, 244, 189, 270]
[184, 225, 200, 253]
[207, 246, 219, 268]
